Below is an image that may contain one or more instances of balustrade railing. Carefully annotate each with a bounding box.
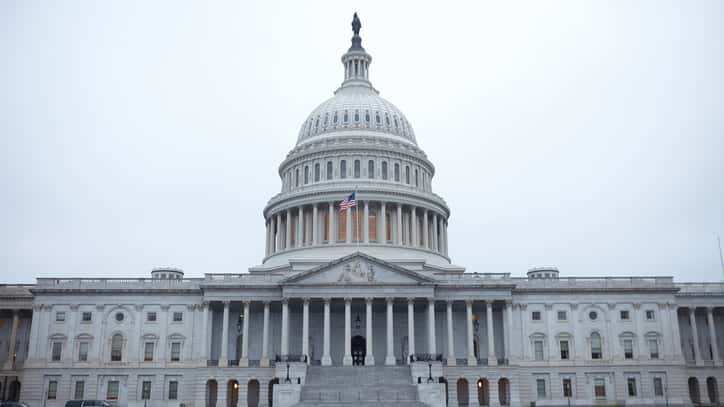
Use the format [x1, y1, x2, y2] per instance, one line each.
[274, 354, 308, 363]
[206, 359, 219, 366]
[409, 353, 443, 363]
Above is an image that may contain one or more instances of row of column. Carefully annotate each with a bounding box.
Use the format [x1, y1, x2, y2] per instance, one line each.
[212, 298, 507, 367]
[685, 306, 721, 366]
[264, 202, 449, 256]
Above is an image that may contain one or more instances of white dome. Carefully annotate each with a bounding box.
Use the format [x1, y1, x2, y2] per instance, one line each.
[296, 85, 417, 146]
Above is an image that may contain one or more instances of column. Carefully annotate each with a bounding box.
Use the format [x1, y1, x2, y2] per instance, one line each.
[201, 302, 210, 363]
[446, 301, 456, 366]
[220, 301, 230, 366]
[4, 310, 19, 369]
[396, 204, 403, 245]
[439, 218, 446, 254]
[423, 210, 429, 249]
[466, 300, 477, 366]
[343, 298, 353, 365]
[312, 204, 319, 245]
[411, 207, 418, 247]
[261, 301, 270, 367]
[486, 302, 497, 365]
[365, 298, 375, 365]
[432, 213, 439, 251]
[328, 202, 335, 243]
[670, 304, 683, 359]
[302, 298, 310, 363]
[322, 298, 332, 366]
[346, 206, 352, 243]
[265, 220, 270, 256]
[386, 298, 396, 365]
[285, 209, 292, 249]
[380, 202, 387, 243]
[505, 301, 513, 364]
[240, 301, 250, 366]
[297, 206, 304, 247]
[275, 214, 282, 251]
[407, 298, 416, 363]
[690, 307, 702, 364]
[444, 220, 449, 255]
[26, 306, 41, 363]
[363, 201, 370, 243]
[707, 307, 720, 364]
[281, 299, 289, 356]
[427, 299, 437, 355]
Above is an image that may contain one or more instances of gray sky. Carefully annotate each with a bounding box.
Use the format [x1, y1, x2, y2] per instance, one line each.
[2, 1, 723, 283]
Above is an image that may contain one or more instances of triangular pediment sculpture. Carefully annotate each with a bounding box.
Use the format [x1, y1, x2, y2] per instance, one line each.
[281, 252, 436, 285]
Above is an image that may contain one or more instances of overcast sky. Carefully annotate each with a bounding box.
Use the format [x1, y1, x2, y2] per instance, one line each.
[2, 1, 723, 283]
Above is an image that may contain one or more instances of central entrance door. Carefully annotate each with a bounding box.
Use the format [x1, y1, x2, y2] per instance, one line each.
[351, 335, 366, 366]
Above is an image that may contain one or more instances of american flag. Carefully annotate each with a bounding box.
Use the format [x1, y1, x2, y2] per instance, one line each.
[339, 192, 357, 211]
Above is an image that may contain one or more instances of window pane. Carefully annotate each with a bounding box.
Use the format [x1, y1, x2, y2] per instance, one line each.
[354, 160, 360, 178]
[142, 381, 152, 399]
[52, 342, 62, 361]
[562, 379, 572, 397]
[173, 312, 183, 322]
[107, 381, 119, 400]
[338, 210, 346, 241]
[368, 160, 374, 179]
[48, 381, 57, 399]
[111, 334, 123, 361]
[534, 341, 544, 360]
[394, 164, 400, 181]
[536, 379, 546, 398]
[326, 161, 333, 180]
[169, 381, 179, 400]
[628, 378, 637, 396]
[654, 378, 664, 396]
[594, 379, 606, 398]
[382, 162, 388, 180]
[560, 340, 569, 359]
[144, 342, 154, 361]
[649, 339, 659, 358]
[78, 342, 89, 361]
[74, 381, 85, 399]
[315, 163, 320, 182]
[340, 160, 347, 179]
[171, 342, 181, 361]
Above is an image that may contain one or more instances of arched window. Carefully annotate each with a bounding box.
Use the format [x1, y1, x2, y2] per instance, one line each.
[477, 378, 489, 406]
[365, 110, 370, 123]
[385, 114, 390, 126]
[326, 161, 333, 180]
[590, 332, 602, 359]
[295, 169, 299, 187]
[708, 377, 719, 404]
[498, 378, 510, 406]
[227, 380, 239, 407]
[354, 160, 360, 178]
[340, 160, 347, 179]
[368, 160, 374, 179]
[415, 169, 419, 187]
[304, 166, 309, 184]
[381, 162, 388, 180]
[457, 378, 469, 407]
[110, 334, 123, 361]
[323, 113, 328, 126]
[247, 379, 260, 407]
[689, 377, 701, 404]
[206, 379, 218, 407]
[405, 166, 410, 184]
[394, 163, 400, 182]
[343, 110, 349, 123]
[314, 163, 320, 182]
[394, 116, 399, 128]
[375, 112, 380, 125]
[333, 112, 338, 124]
[354, 110, 360, 122]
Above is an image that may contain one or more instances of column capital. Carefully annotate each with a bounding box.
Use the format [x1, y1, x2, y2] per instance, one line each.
[281, 298, 289, 306]
[302, 297, 311, 305]
[161, 304, 170, 311]
[465, 299, 474, 307]
[323, 297, 332, 305]
[242, 300, 251, 307]
[707, 306, 716, 313]
[446, 299, 455, 306]
[69, 304, 79, 311]
[262, 300, 271, 306]
[344, 297, 352, 304]
[201, 301, 210, 308]
[406, 297, 416, 304]
[504, 300, 512, 306]
[427, 297, 436, 304]
[386, 297, 395, 305]
[365, 297, 374, 304]
[222, 300, 231, 307]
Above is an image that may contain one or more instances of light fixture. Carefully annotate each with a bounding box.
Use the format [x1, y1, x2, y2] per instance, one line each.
[354, 314, 361, 330]
[236, 313, 244, 333]
[233, 382, 239, 389]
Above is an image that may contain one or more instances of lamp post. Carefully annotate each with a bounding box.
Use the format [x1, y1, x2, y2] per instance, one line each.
[427, 363, 434, 383]
[285, 363, 292, 384]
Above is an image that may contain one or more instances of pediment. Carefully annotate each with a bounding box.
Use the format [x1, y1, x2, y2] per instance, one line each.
[280, 252, 436, 286]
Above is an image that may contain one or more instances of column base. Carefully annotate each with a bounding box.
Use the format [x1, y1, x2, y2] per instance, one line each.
[385, 355, 396, 366]
[488, 355, 498, 366]
[467, 356, 478, 366]
[343, 355, 353, 366]
[240, 358, 249, 367]
[260, 357, 270, 367]
[322, 355, 332, 366]
[446, 358, 456, 366]
[2, 362, 14, 371]
[365, 355, 375, 366]
[220, 359, 228, 367]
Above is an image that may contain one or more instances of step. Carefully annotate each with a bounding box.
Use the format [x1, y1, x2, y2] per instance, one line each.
[300, 384, 418, 401]
[293, 402, 427, 407]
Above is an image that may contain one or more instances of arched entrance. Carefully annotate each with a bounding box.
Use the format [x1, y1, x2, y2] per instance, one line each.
[707, 377, 719, 404]
[268, 378, 279, 407]
[498, 378, 510, 406]
[7, 380, 21, 402]
[477, 378, 489, 406]
[247, 379, 260, 407]
[689, 377, 701, 404]
[227, 380, 239, 407]
[351, 335, 366, 365]
[206, 379, 218, 407]
[457, 378, 469, 407]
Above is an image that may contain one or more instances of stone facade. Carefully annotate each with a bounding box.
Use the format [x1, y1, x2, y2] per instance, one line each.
[2, 13, 723, 407]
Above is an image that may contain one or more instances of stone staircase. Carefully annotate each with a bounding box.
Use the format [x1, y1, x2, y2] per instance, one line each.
[292, 365, 428, 407]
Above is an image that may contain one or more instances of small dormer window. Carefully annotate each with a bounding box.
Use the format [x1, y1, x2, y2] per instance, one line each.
[375, 113, 381, 124]
[385, 114, 390, 126]
[354, 110, 360, 122]
[394, 116, 399, 128]
[324, 113, 328, 126]
[315, 117, 319, 128]
[333, 112, 338, 124]
[343, 110, 349, 123]
[365, 110, 370, 123]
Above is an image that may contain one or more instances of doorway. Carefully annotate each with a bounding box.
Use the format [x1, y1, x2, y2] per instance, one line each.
[351, 335, 366, 365]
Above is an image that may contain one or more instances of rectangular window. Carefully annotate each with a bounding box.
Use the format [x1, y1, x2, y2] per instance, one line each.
[557, 311, 567, 321]
[653, 377, 664, 396]
[536, 379, 546, 398]
[141, 380, 152, 400]
[532, 311, 541, 321]
[381, 162, 388, 180]
[326, 161, 333, 180]
[304, 165, 309, 184]
[620, 310, 630, 320]
[560, 340, 569, 360]
[394, 163, 400, 181]
[55, 311, 65, 322]
[147, 312, 157, 322]
[594, 378, 606, 398]
[51, 342, 62, 361]
[562, 378, 573, 398]
[315, 163, 320, 182]
[173, 312, 183, 322]
[78, 342, 89, 361]
[74, 381, 85, 399]
[81, 311, 92, 322]
[354, 160, 360, 178]
[168, 380, 179, 400]
[646, 310, 655, 320]
[415, 169, 419, 187]
[627, 378, 637, 397]
[144, 342, 154, 361]
[368, 160, 374, 179]
[624, 339, 634, 359]
[47, 381, 58, 399]
[340, 160, 347, 179]
[405, 165, 410, 184]
[107, 380, 119, 400]
[649, 338, 659, 359]
[534, 340, 544, 361]
[171, 342, 181, 361]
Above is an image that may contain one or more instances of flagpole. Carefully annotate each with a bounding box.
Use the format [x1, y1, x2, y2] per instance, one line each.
[355, 187, 360, 245]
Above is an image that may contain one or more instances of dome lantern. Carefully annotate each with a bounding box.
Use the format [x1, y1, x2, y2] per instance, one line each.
[339, 13, 374, 91]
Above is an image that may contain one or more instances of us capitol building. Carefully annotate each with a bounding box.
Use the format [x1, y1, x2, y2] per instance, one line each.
[1, 13, 723, 407]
